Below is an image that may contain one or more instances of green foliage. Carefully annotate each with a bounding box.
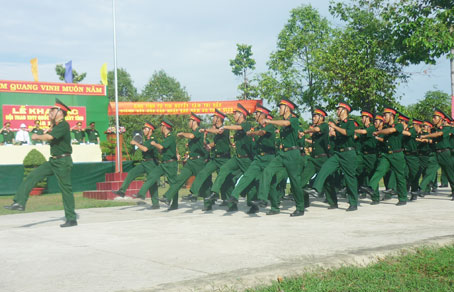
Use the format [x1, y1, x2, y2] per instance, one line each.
[383, 0, 454, 65]
[100, 140, 116, 156]
[22, 149, 47, 188]
[230, 44, 257, 100]
[319, 0, 406, 112]
[403, 90, 451, 121]
[107, 68, 138, 101]
[132, 149, 143, 162]
[262, 5, 332, 112]
[248, 245, 454, 292]
[141, 70, 190, 102]
[55, 64, 87, 83]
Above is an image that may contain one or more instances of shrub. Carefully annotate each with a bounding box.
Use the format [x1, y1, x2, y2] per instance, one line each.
[23, 149, 47, 189]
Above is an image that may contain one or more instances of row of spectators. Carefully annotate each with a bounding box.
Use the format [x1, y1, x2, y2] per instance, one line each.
[0, 121, 100, 145]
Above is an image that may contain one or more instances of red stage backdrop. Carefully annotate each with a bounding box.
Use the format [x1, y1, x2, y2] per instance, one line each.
[0, 80, 106, 96]
[2, 105, 87, 129]
[107, 100, 262, 116]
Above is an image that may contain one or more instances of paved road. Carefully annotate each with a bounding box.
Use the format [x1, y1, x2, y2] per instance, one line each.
[1, 190, 453, 292]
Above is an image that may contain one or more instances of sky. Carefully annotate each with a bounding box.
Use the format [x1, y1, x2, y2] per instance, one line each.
[0, 0, 451, 110]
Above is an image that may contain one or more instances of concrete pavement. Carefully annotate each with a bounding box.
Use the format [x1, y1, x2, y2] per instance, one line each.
[1, 190, 453, 292]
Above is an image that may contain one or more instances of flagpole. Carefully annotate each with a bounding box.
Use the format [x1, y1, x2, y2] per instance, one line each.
[112, 0, 121, 172]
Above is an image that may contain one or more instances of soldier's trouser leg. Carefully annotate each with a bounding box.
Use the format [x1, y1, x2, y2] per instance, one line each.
[312, 155, 340, 206]
[419, 155, 439, 192]
[53, 157, 76, 221]
[189, 160, 218, 196]
[164, 160, 201, 208]
[405, 155, 420, 192]
[388, 153, 408, 202]
[437, 151, 454, 193]
[282, 150, 304, 211]
[441, 169, 449, 186]
[14, 161, 53, 207]
[258, 157, 280, 202]
[275, 167, 288, 201]
[369, 158, 391, 202]
[119, 164, 146, 192]
[231, 160, 261, 201]
[356, 154, 366, 187]
[211, 158, 239, 195]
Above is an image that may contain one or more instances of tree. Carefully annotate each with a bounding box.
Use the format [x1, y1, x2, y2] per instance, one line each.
[383, 0, 454, 110]
[55, 64, 86, 83]
[403, 90, 451, 122]
[107, 68, 138, 101]
[264, 5, 332, 112]
[230, 44, 257, 100]
[319, 0, 407, 112]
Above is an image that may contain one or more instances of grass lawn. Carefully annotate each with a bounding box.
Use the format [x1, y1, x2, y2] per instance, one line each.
[247, 245, 454, 292]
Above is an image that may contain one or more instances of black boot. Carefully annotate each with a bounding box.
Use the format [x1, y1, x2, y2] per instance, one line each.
[4, 202, 25, 211]
[60, 220, 78, 228]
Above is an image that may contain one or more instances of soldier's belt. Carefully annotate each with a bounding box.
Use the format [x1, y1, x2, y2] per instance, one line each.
[214, 153, 230, 158]
[436, 148, 450, 153]
[162, 158, 177, 163]
[259, 151, 275, 156]
[387, 149, 403, 154]
[237, 154, 250, 158]
[188, 155, 202, 160]
[362, 150, 376, 155]
[404, 151, 418, 156]
[283, 146, 298, 152]
[339, 147, 355, 152]
[313, 153, 328, 159]
[51, 153, 71, 159]
[418, 151, 430, 156]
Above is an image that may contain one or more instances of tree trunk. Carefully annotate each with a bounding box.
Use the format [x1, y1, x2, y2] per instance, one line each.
[451, 48, 454, 118]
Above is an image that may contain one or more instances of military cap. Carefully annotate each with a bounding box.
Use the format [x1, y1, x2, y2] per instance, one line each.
[213, 109, 227, 120]
[52, 98, 71, 112]
[234, 103, 249, 117]
[189, 112, 202, 123]
[383, 107, 397, 115]
[337, 102, 352, 113]
[161, 118, 174, 129]
[397, 112, 410, 122]
[279, 98, 297, 111]
[433, 108, 447, 120]
[254, 104, 271, 115]
[144, 121, 156, 130]
[374, 114, 384, 121]
[361, 110, 374, 119]
[412, 119, 423, 125]
[313, 108, 327, 117]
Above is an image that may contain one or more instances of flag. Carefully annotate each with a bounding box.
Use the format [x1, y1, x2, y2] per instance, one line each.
[100, 63, 108, 85]
[30, 58, 39, 82]
[65, 60, 73, 83]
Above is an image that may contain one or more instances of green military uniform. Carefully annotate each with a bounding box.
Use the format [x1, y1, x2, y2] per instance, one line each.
[116, 130, 160, 205]
[403, 126, 420, 193]
[312, 118, 359, 208]
[257, 115, 305, 214]
[189, 127, 231, 209]
[12, 119, 76, 221]
[228, 122, 276, 210]
[31, 127, 44, 145]
[1, 129, 15, 144]
[71, 129, 85, 144]
[209, 119, 254, 210]
[85, 128, 100, 144]
[162, 124, 208, 209]
[416, 125, 437, 194]
[138, 128, 178, 206]
[367, 119, 407, 204]
[357, 124, 377, 188]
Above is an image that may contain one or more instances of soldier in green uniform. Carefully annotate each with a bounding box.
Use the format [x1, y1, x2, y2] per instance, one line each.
[187, 109, 231, 211]
[160, 113, 208, 210]
[420, 109, 454, 201]
[30, 120, 44, 145]
[306, 102, 359, 211]
[134, 119, 178, 208]
[398, 113, 420, 200]
[85, 122, 100, 144]
[71, 122, 86, 144]
[416, 121, 438, 196]
[205, 103, 254, 212]
[252, 98, 305, 216]
[361, 107, 408, 206]
[4, 98, 77, 227]
[113, 122, 160, 208]
[1, 122, 15, 144]
[227, 104, 276, 213]
[354, 110, 377, 191]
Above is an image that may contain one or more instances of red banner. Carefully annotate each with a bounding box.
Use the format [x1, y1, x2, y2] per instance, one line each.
[108, 100, 263, 116]
[0, 80, 106, 96]
[2, 105, 87, 130]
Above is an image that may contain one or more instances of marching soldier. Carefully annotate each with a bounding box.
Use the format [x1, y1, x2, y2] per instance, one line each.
[252, 98, 305, 216]
[416, 121, 438, 196]
[361, 107, 408, 206]
[420, 109, 454, 201]
[187, 109, 231, 211]
[227, 104, 276, 213]
[4, 98, 77, 227]
[206, 103, 254, 212]
[113, 122, 160, 208]
[354, 110, 377, 190]
[305, 102, 359, 211]
[160, 113, 208, 210]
